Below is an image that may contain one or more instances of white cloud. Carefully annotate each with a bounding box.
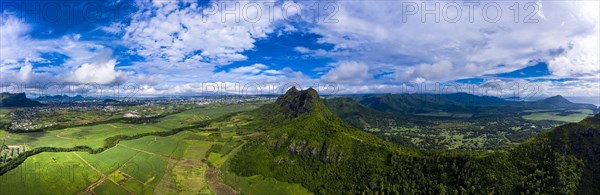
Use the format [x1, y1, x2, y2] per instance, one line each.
[18, 61, 33, 83]
[263, 69, 283, 74]
[123, 0, 284, 66]
[321, 61, 371, 83]
[229, 64, 268, 74]
[304, 1, 600, 83]
[390, 60, 487, 82]
[69, 53, 128, 85]
[1, 14, 126, 86]
[0, 13, 54, 64]
[118, 0, 305, 88]
[294, 46, 311, 54]
[100, 22, 126, 34]
[548, 33, 600, 77]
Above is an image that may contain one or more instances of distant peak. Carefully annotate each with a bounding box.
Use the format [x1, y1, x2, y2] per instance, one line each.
[287, 86, 299, 94]
[547, 95, 568, 101]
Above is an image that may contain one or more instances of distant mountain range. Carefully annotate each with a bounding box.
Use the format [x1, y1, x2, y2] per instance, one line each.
[0, 93, 44, 107]
[35, 95, 85, 100]
[347, 93, 598, 115]
[229, 87, 600, 194]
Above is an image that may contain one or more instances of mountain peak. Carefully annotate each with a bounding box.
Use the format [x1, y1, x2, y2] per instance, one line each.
[275, 87, 321, 118]
[542, 95, 571, 104]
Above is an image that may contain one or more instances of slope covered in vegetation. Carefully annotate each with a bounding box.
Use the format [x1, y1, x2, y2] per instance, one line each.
[228, 88, 600, 194]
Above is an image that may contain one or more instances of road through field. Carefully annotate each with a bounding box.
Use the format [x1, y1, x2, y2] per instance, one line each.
[79, 139, 158, 194]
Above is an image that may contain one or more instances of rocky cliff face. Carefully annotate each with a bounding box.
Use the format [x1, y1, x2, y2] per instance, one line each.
[275, 87, 321, 118]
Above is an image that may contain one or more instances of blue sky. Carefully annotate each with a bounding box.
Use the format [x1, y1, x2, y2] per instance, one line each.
[0, 0, 599, 99]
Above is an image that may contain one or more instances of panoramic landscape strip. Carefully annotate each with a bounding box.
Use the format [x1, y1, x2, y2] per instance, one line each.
[1, 0, 599, 194]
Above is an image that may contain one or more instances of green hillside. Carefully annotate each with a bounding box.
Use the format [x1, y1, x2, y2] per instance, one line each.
[228, 88, 600, 194]
[323, 98, 417, 146]
[354, 93, 597, 115]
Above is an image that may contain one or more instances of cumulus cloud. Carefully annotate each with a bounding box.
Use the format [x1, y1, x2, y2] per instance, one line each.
[304, 0, 600, 83]
[0, 13, 54, 65]
[100, 22, 126, 34]
[17, 61, 33, 82]
[294, 47, 311, 54]
[390, 60, 487, 82]
[123, 0, 285, 65]
[117, 0, 308, 89]
[69, 52, 128, 85]
[1, 13, 126, 86]
[321, 61, 372, 83]
[214, 64, 308, 83]
[548, 33, 600, 78]
[229, 64, 269, 74]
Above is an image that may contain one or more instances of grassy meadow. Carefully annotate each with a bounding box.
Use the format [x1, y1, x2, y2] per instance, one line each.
[522, 109, 594, 123]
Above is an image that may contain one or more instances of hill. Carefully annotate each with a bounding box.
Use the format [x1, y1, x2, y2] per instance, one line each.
[323, 97, 414, 129]
[352, 93, 597, 115]
[0, 93, 44, 107]
[527, 95, 598, 110]
[508, 113, 600, 194]
[323, 98, 419, 146]
[228, 88, 600, 194]
[356, 93, 482, 115]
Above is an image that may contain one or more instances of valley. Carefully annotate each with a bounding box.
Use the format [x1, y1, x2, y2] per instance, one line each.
[324, 94, 597, 150]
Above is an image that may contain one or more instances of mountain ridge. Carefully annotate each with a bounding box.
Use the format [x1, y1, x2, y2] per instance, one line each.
[353, 93, 598, 115]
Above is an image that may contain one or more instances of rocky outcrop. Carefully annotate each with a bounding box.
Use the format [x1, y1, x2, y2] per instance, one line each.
[275, 87, 320, 118]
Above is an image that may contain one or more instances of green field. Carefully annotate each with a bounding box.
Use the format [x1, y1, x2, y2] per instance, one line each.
[0, 152, 101, 194]
[94, 179, 130, 195]
[416, 112, 473, 118]
[0, 102, 275, 194]
[10, 130, 214, 194]
[152, 104, 262, 129]
[4, 123, 168, 150]
[2, 103, 262, 151]
[164, 139, 216, 194]
[522, 109, 594, 123]
[0, 108, 11, 132]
